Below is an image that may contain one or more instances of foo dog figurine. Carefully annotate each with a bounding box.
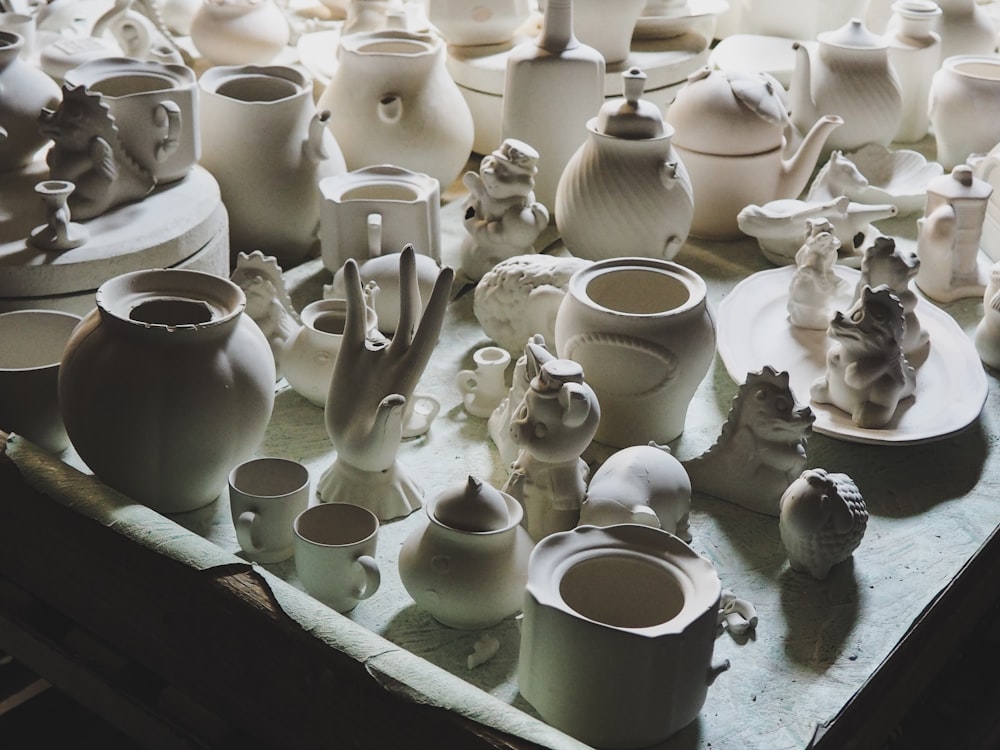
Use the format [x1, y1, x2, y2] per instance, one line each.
[779, 468, 868, 580]
[502, 342, 600, 540]
[39, 84, 156, 220]
[231, 251, 300, 378]
[787, 218, 849, 330]
[811, 284, 916, 429]
[855, 235, 929, 362]
[458, 138, 550, 285]
[578, 442, 692, 542]
[684, 366, 814, 517]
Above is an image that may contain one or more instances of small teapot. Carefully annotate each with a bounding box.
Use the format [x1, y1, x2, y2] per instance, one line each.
[666, 66, 842, 240]
[789, 18, 903, 154]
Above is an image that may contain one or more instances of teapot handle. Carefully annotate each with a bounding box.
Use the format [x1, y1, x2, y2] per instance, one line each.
[153, 100, 181, 162]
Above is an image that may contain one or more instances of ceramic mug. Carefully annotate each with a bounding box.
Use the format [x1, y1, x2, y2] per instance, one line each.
[228, 457, 311, 564]
[456, 345, 511, 418]
[62, 57, 200, 184]
[0, 309, 81, 454]
[293, 502, 381, 612]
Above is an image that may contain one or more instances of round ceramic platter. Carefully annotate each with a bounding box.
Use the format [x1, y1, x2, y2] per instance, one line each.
[716, 265, 988, 445]
[633, 0, 729, 39]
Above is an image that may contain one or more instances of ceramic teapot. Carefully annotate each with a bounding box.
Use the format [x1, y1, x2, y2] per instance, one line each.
[665, 66, 843, 240]
[789, 18, 903, 154]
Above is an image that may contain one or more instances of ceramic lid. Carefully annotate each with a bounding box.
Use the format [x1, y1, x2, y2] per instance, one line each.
[817, 18, 887, 50]
[432, 476, 511, 532]
[666, 67, 789, 155]
[926, 165, 993, 201]
[595, 67, 667, 139]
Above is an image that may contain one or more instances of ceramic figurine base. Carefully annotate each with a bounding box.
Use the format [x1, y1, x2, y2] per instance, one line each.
[0, 162, 228, 315]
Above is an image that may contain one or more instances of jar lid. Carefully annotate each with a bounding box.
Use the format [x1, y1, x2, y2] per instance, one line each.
[433, 476, 512, 532]
[927, 165, 993, 201]
[817, 18, 887, 50]
[595, 67, 666, 139]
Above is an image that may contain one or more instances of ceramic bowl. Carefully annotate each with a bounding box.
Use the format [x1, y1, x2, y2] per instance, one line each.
[844, 143, 944, 215]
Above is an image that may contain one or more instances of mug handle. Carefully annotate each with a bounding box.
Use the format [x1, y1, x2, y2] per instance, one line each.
[353, 555, 381, 601]
[401, 392, 441, 439]
[153, 100, 181, 162]
[455, 369, 479, 396]
[236, 510, 263, 553]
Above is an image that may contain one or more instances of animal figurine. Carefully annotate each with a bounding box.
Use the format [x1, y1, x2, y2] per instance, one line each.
[578, 442, 692, 542]
[459, 138, 550, 285]
[779, 468, 868, 580]
[974, 262, 1000, 370]
[38, 84, 156, 220]
[737, 195, 898, 265]
[787, 218, 850, 330]
[810, 284, 916, 429]
[683, 366, 814, 517]
[488, 333, 549, 469]
[473, 253, 592, 354]
[502, 342, 601, 540]
[231, 251, 300, 378]
[854, 235, 929, 362]
[805, 149, 871, 203]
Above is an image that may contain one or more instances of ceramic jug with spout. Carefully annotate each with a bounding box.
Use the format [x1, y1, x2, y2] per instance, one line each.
[318, 29, 474, 190]
[789, 18, 903, 154]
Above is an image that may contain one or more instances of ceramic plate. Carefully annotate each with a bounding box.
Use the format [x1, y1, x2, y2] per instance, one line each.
[844, 143, 944, 216]
[633, 0, 729, 39]
[716, 265, 988, 445]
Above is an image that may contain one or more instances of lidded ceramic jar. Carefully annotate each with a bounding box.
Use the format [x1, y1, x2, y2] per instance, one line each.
[929, 55, 1000, 169]
[398, 476, 534, 629]
[554, 257, 715, 448]
[886, 0, 942, 143]
[0, 30, 61, 171]
[556, 67, 694, 262]
[58, 269, 276, 514]
[518, 524, 724, 748]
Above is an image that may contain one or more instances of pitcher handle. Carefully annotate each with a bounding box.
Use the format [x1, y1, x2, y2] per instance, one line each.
[153, 100, 181, 163]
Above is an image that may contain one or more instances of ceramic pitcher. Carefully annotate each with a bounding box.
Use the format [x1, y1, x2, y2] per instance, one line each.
[318, 29, 474, 190]
[199, 64, 347, 266]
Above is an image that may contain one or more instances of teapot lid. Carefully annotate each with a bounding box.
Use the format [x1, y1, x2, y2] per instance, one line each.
[926, 165, 993, 201]
[817, 18, 887, 50]
[432, 476, 512, 532]
[595, 67, 666, 139]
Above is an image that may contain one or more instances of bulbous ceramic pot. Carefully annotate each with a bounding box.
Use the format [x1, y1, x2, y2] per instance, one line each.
[554, 258, 715, 448]
[518, 524, 723, 748]
[929, 56, 1000, 169]
[199, 64, 346, 266]
[398, 476, 533, 629]
[59, 269, 276, 514]
[189, 0, 290, 65]
[0, 30, 61, 171]
[317, 29, 474, 190]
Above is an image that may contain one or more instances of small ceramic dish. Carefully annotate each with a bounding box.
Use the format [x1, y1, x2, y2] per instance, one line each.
[633, 0, 729, 40]
[843, 143, 944, 215]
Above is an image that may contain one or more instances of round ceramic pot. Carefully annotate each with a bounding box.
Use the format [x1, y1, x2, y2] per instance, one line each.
[59, 269, 276, 514]
[0, 30, 61, 171]
[554, 258, 715, 447]
[426, 0, 532, 46]
[398, 478, 533, 629]
[929, 55, 1000, 169]
[189, 0, 290, 65]
[572, 0, 645, 65]
[518, 524, 723, 748]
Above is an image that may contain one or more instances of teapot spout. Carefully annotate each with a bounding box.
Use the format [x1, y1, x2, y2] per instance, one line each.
[304, 109, 331, 163]
[789, 41, 818, 131]
[777, 114, 844, 199]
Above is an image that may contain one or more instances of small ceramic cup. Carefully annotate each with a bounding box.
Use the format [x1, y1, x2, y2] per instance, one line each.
[293, 502, 381, 612]
[0, 309, 81, 454]
[228, 457, 311, 564]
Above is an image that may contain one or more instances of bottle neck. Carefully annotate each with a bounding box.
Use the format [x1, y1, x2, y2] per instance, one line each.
[537, 0, 578, 53]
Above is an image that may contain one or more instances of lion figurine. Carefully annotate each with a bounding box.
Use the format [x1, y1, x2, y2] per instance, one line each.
[787, 217, 849, 330]
[811, 284, 916, 429]
[230, 251, 300, 378]
[683, 366, 814, 517]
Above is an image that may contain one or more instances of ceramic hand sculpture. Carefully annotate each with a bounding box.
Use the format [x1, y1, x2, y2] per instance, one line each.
[779, 468, 868, 580]
[787, 218, 849, 330]
[810, 285, 916, 429]
[502, 342, 601, 541]
[458, 138, 549, 285]
[683, 367, 814, 517]
[317, 246, 454, 520]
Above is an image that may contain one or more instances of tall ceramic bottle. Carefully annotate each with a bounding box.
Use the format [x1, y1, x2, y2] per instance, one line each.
[886, 0, 942, 143]
[501, 0, 605, 213]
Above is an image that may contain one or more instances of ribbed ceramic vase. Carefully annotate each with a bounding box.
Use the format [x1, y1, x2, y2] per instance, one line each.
[59, 269, 276, 514]
[554, 258, 715, 448]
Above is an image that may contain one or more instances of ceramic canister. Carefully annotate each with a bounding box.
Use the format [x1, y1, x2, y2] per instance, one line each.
[518, 524, 723, 748]
[58, 269, 276, 514]
[929, 56, 1000, 170]
[554, 258, 716, 448]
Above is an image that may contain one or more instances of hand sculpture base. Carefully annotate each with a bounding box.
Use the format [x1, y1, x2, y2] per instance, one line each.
[317, 453, 423, 522]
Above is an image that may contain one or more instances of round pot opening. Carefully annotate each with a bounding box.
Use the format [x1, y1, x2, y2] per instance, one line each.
[231, 457, 309, 498]
[585, 267, 691, 314]
[129, 299, 214, 326]
[341, 184, 419, 202]
[91, 73, 175, 97]
[215, 75, 298, 103]
[313, 310, 348, 336]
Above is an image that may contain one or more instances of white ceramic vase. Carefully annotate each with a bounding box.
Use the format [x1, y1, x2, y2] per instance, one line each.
[554, 258, 716, 448]
[189, 0, 290, 65]
[198, 64, 347, 266]
[0, 30, 61, 171]
[318, 30, 474, 190]
[518, 524, 724, 748]
[556, 67, 694, 262]
[929, 55, 1000, 170]
[886, 0, 942, 144]
[58, 269, 276, 514]
[398, 476, 534, 629]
